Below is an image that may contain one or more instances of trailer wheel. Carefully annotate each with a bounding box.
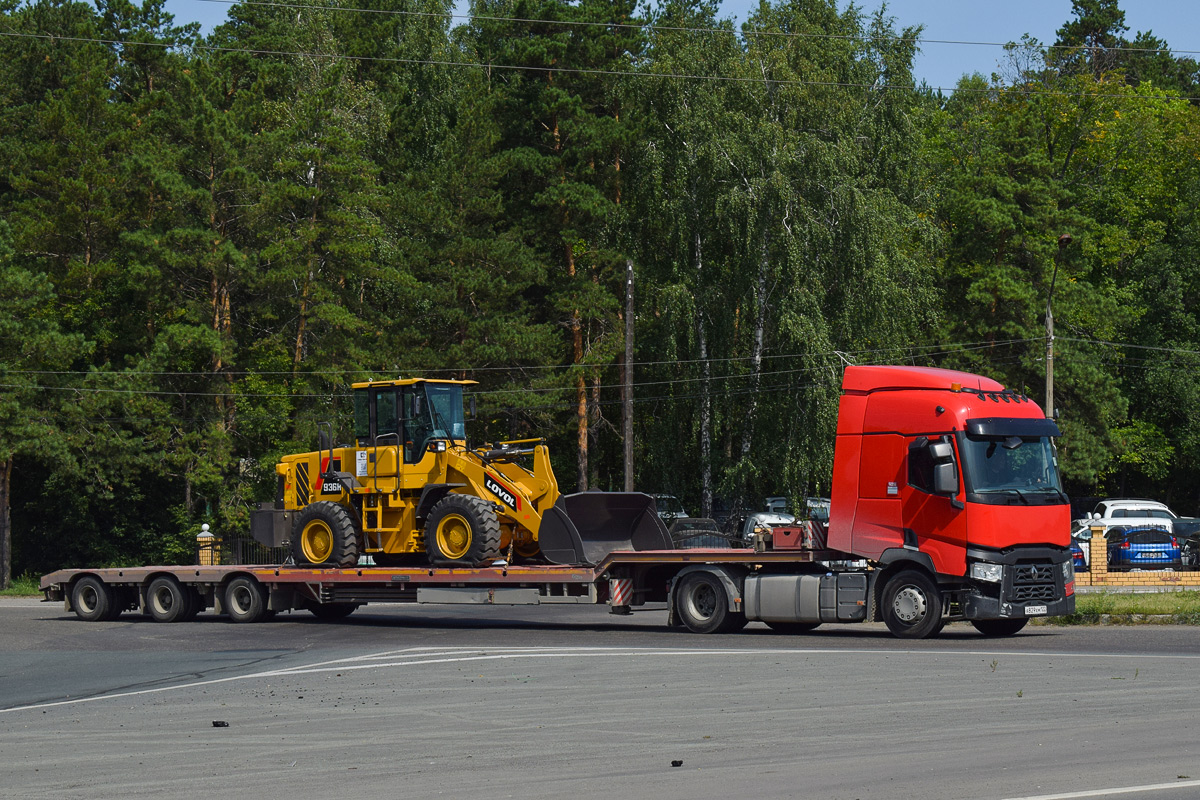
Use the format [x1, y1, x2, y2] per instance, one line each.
[181, 587, 204, 620]
[765, 621, 821, 634]
[224, 576, 269, 623]
[971, 618, 1028, 637]
[308, 603, 358, 620]
[425, 494, 502, 567]
[881, 570, 944, 639]
[71, 575, 120, 622]
[146, 576, 188, 623]
[292, 501, 360, 567]
[676, 572, 744, 634]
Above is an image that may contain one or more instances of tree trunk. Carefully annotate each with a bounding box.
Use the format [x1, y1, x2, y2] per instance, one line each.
[623, 259, 634, 492]
[739, 231, 770, 463]
[695, 230, 713, 519]
[0, 456, 12, 590]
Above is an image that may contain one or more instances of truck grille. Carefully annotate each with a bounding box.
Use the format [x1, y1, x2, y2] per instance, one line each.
[1011, 563, 1057, 602]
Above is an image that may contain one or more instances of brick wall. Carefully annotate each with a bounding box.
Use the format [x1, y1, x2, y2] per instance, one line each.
[1075, 525, 1200, 589]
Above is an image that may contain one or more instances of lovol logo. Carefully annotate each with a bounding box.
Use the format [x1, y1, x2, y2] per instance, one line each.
[484, 474, 520, 511]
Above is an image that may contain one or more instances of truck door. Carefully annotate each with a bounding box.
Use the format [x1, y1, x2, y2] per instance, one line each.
[903, 436, 968, 576]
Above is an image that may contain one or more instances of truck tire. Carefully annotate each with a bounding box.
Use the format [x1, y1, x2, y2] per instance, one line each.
[146, 576, 188, 623]
[676, 572, 745, 634]
[71, 575, 120, 622]
[425, 494, 502, 567]
[224, 576, 269, 623]
[971, 618, 1028, 637]
[181, 587, 204, 620]
[765, 621, 821, 634]
[881, 569, 944, 639]
[292, 501, 359, 567]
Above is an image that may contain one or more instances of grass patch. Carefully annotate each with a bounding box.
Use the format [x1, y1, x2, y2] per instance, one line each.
[0, 574, 42, 597]
[1050, 590, 1200, 624]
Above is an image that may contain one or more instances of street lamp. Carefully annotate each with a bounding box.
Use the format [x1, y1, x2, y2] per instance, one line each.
[1045, 233, 1073, 420]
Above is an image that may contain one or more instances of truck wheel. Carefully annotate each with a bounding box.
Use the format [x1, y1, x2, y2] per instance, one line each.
[765, 621, 821, 634]
[181, 587, 204, 620]
[971, 618, 1028, 637]
[308, 603, 358, 620]
[425, 495, 502, 567]
[676, 572, 744, 634]
[224, 576, 269, 623]
[292, 501, 359, 567]
[71, 575, 120, 622]
[881, 569, 944, 639]
[146, 576, 188, 622]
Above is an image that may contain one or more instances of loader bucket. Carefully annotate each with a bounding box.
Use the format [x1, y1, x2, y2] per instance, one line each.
[538, 492, 673, 566]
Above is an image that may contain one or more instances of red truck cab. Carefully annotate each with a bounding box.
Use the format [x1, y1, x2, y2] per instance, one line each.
[829, 365, 1074, 626]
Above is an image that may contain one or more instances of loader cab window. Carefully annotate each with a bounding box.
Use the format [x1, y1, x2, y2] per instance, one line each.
[402, 383, 466, 463]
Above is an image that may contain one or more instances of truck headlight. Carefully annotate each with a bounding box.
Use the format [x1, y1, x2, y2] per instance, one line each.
[1062, 559, 1074, 581]
[970, 563, 1004, 583]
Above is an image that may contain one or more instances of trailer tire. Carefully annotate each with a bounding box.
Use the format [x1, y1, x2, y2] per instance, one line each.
[224, 576, 269, 623]
[146, 576, 188, 623]
[425, 494, 502, 567]
[765, 621, 821, 634]
[881, 569, 944, 639]
[71, 575, 120, 622]
[676, 572, 743, 634]
[181, 587, 204, 620]
[308, 603, 358, 620]
[971, 618, 1028, 637]
[292, 501, 359, 567]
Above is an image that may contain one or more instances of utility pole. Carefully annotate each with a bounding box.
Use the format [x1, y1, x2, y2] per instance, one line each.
[1046, 233, 1073, 420]
[623, 259, 634, 491]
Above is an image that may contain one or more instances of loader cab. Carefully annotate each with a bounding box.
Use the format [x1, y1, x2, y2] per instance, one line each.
[353, 378, 474, 464]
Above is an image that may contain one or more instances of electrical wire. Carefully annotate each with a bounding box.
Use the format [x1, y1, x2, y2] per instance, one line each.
[1, 29, 1197, 101]
[192, 0, 1200, 57]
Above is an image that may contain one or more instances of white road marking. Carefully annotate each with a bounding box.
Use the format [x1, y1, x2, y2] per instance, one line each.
[4, 644, 1200, 715]
[1001, 779, 1200, 799]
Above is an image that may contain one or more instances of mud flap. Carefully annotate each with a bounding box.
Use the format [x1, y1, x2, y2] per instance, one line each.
[537, 492, 673, 565]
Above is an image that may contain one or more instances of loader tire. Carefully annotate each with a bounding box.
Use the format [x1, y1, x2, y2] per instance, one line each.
[71, 575, 121, 622]
[425, 494, 502, 567]
[292, 501, 359, 567]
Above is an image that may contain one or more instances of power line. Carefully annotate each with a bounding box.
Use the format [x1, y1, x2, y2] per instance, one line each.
[193, 0, 1200, 57]
[1, 29, 1197, 101]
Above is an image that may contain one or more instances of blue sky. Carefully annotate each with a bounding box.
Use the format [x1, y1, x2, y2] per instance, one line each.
[162, 0, 1198, 92]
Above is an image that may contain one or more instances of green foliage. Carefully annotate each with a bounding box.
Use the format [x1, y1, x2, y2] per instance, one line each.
[3, 0, 1200, 584]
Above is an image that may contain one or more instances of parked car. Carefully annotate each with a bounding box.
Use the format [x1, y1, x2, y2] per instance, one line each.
[1074, 499, 1178, 535]
[1106, 525, 1181, 570]
[651, 494, 690, 525]
[668, 517, 738, 549]
[1069, 538, 1088, 571]
[735, 511, 797, 547]
[805, 497, 831, 524]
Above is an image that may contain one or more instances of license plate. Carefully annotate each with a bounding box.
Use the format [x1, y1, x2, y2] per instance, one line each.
[1146, 552, 1163, 559]
[1026, 605, 1048, 616]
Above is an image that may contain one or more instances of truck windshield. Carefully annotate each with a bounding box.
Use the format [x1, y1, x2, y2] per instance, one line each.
[959, 434, 1065, 505]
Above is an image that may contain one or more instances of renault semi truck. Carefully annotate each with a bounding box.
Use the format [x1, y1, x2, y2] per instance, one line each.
[41, 365, 1075, 639]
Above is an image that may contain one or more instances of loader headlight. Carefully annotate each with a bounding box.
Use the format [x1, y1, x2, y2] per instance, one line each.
[428, 440, 447, 453]
[970, 563, 1004, 583]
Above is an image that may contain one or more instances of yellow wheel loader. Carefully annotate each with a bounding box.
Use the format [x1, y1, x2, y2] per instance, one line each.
[250, 378, 671, 568]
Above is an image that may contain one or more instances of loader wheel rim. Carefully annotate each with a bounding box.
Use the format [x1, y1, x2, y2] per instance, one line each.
[300, 520, 335, 563]
[435, 513, 473, 560]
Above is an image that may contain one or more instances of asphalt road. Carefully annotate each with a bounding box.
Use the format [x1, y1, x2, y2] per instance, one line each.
[2, 597, 1199, 800]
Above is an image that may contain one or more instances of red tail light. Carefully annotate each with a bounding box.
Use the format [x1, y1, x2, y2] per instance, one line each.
[1172, 537, 1178, 547]
[1121, 541, 1131, 550]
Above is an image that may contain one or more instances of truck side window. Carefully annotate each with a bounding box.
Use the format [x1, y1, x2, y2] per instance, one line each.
[907, 438, 936, 493]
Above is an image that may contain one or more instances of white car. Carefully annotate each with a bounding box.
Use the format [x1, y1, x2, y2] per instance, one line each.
[1073, 498, 1177, 535]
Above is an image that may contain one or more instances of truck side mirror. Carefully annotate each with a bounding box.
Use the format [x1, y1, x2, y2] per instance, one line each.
[929, 440, 953, 461]
[932, 462, 959, 495]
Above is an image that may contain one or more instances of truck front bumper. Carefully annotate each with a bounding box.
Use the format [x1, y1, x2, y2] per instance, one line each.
[962, 545, 1076, 620]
